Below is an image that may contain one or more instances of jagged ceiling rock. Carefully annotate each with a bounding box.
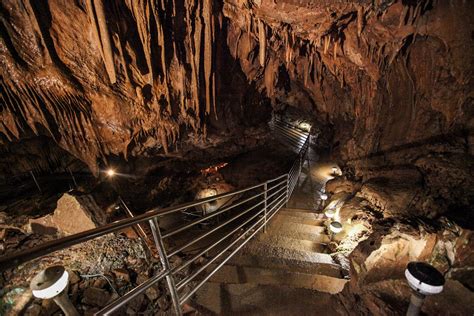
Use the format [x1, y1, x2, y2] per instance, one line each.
[223, 0, 473, 216]
[1, 0, 270, 174]
[223, 0, 473, 158]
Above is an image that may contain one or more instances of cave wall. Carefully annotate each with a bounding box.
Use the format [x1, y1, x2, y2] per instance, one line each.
[1, 0, 472, 215]
[223, 0, 473, 217]
[0, 0, 270, 175]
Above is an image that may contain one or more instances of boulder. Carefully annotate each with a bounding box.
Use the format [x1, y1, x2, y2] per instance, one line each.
[356, 178, 419, 217]
[350, 221, 438, 288]
[325, 177, 360, 195]
[27, 193, 106, 236]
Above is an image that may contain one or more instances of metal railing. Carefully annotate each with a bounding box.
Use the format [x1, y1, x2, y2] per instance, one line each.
[0, 119, 310, 315]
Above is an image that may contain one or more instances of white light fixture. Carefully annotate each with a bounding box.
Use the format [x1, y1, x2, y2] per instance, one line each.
[324, 208, 335, 218]
[106, 169, 116, 177]
[329, 221, 343, 234]
[405, 262, 444, 296]
[298, 122, 311, 132]
[31, 266, 79, 315]
[31, 267, 69, 299]
[332, 166, 338, 175]
[405, 262, 445, 316]
[320, 193, 328, 201]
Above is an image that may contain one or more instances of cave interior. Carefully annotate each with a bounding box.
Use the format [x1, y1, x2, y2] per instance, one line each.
[0, 0, 473, 315]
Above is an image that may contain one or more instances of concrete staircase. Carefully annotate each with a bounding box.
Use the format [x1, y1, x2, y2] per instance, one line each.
[192, 207, 348, 315]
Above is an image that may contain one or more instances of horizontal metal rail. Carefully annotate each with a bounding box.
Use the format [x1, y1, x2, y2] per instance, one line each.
[0, 118, 311, 316]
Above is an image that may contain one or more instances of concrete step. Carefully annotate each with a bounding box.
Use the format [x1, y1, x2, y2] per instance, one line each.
[237, 242, 341, 273]
[267, 219, 327, 241]
[279, 207, 316, 214]
[193, 283, 348, 316]
[256, 233, 329, 252]
[279, 209, 325, 219]
[208, 265, 348, 294]
[272, 213, 326, 226]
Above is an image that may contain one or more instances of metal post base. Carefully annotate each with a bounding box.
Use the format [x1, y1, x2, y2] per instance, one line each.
[406, 292, 425, 316]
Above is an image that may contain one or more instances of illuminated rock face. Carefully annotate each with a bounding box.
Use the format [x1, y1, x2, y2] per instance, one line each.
[1, 1, 472, 177]
[346, 220, 474, 315]
[0, 0, 270, 174]
[223, 0, 474, 218]
[27, 193, 106, 236]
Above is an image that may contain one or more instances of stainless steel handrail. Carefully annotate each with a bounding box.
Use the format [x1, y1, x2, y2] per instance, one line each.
[0, 119, 310, 315]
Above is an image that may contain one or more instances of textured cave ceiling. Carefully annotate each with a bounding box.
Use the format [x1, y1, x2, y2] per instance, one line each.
[0, 0, 472, 177]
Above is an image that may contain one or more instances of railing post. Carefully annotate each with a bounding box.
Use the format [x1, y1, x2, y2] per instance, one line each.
[30, 170, 42, 193]
[286, 173, 290, 207]
[263, 182, 268, 233]
[67, 167, 78, 188]
[149, 217, 182, 316]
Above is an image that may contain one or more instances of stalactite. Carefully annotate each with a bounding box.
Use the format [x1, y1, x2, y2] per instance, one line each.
[399, 5, 409, 27]
[87, 0, 117, 84]
[203, 0, 214, 115]
[258, 19, 266, 67]
[357, 6, 364, 37]
[194, 0, 202, 117]
[131, 0, 153, 85]
[324, 35, 330, 55]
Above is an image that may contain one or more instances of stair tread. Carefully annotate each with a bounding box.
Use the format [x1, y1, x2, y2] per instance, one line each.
[256, 234, 329, 251]
[208, 265, 347, 294]
[279, 210, 325, 219]
[268, 219, 327, 235]
[272, 213, 326, 226]
[228, 252, 343, 277]
[243, 242, 336, 265]
[280, 207, 316, 213]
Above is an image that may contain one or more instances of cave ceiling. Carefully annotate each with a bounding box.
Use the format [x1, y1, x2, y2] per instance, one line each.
[0, 0, 472, 174]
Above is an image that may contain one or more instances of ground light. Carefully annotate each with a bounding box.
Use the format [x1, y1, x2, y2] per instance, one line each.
[405, 262, 445, 316]
[329, 221, 343, 241]
[320, 193, 328, 201]
[298, 122, 311, 132]
[329, 221, 343, 234]
[332, 166, 338, 175]
[325, 208, 336, 218]
[106, 168, 116, 177]
[30, 266, 79, 316]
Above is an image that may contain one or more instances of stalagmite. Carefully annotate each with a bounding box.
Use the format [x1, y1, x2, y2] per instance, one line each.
[258, 19, 266, 67]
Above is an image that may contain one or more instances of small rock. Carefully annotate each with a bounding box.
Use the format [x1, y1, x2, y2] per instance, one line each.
[41, 298, 60, 315]
[113, 268, 130, 283]
[68, 270, 81, 285]
[157, 295, 170, 310]
[168, 255, 183, 266]
[145, 286, 160, 301]
[126, 293, 145, 312]
[82, 287, 111, 307]
[92, 278, 108, 289]
[23, 303, 41, 316]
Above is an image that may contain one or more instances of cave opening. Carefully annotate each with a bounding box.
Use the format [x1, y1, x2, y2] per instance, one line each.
[1, 0, 473, 315]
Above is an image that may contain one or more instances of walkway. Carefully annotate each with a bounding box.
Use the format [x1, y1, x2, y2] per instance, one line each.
[192, 144, 348, 315]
